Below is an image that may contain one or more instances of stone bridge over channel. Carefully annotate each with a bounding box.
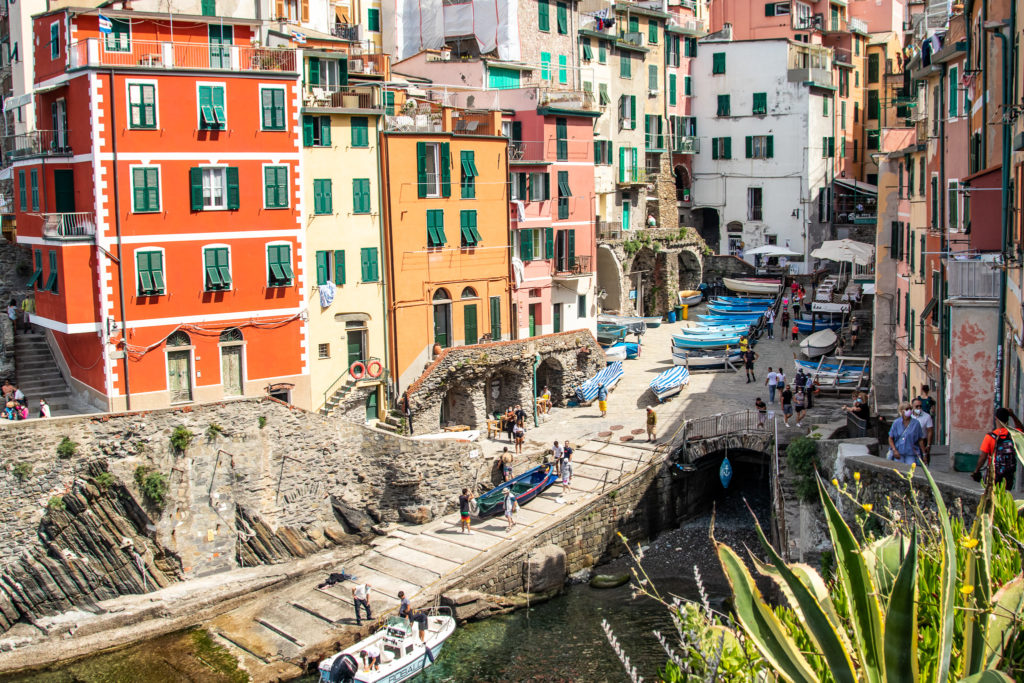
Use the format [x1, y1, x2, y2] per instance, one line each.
[673, 410, 777, 464]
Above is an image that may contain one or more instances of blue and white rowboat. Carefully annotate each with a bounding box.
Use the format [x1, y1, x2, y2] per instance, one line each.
[672, 334, 743, 349]
[575, 361, 625, 403]
[650, 366, 690, 401]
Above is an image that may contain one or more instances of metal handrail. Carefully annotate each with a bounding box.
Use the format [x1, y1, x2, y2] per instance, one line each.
[321, 356, 383, 411]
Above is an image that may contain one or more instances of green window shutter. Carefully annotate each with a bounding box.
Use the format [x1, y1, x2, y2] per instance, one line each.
[360, 247, 379, 282]
[334, 250, 345, 285]
[594, 141, 601, 163]
[723, 137, 731, 159]
[30, 170, 38, 210]
[606, 141, 613, 164]
[648, 19, 658, 44]
[867, 90, 879, 119]
[541, 52, 551, 80]
[45, 251, 58, 293]
[319, 116, 331, 146]
[558, 55, 567, 84]
[353, 178, 370, 214]
[712, 52, 725, 74]
[460, 210, 480, 247]
[440, 143, 451, 197]
[556, 2, 567, 33]
[556, 119, 567, 160]
[620, 53, 631, 79]
[214, 247, 230, 288]
[132, 167, 159, 212]
[669, 74, 676, 105]
[648, 64, 657, 90]
[416, 142, 428, 198]
[204, 248, 223, 289]
[823, 96, 829, 116]
[50, 23, 59, 59]
[567, 229, 576, 267]
[368, 7, 380, 30]
[619, 146, 627, 178]
[132, 168, 146, 211]
[521, 230, 534, 260]
[711, 138, 719, 160]
[717, 94, 729, 116]
[949, 66, 959, 116]
[582, 39, 592, 60]
[189, 167, 204, 210]
[544, 227, 554, 259]
[490, 296, 501, 340]
[599, 82, 609, 105]
[753, 92, 766, 114]
[17, 171, 25, 211]
[226, 167, 240, 210]
[26, 249, 42, 289]
[265, 166, 288, 208]
[315, 250, 328, 286]
[629, 96, 636, 128]
[765, 2, 776, 15]
[427, 209, 446, 247]
[822, 137, 828, 158]
[829, 137, 835, 157]
[868, 53, 879, 82]
[920, 234, 926, 279]
[745, 136, 753, 158]
[303, 115, 314, 146]
[307, 57, 320, 85]
[599, 42, 606, 63]
[538, 0, 549, 31]
[351, 116, 368, 147]
[261, 88, 285, 130]
[766, 136, 774, 158]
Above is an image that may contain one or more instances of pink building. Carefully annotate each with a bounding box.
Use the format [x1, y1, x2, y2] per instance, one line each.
[509, 108, 598, 337]
[666, 7, 703, 210]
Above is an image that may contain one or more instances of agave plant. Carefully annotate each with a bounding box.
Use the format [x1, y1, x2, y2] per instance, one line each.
[716, 464, 1022, 683]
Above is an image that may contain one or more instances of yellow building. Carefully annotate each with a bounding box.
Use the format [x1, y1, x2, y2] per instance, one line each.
[301, 65, 388, 419]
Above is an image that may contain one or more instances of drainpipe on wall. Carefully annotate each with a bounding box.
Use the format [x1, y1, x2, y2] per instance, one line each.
[108, 69, 131, 410]
[373, 84, 393, 407]
[532, 353, 540, 427]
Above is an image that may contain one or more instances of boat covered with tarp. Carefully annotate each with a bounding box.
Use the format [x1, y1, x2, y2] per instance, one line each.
[473, 464, 558, 517]
[650, 366, 691, 401]
[575, 361, 624, 402]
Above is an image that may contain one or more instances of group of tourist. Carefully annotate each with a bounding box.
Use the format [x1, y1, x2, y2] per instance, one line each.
[884, 386, 936, 466]
[755, 367, 819, 429]
[6, 296, 34, 335]
[1, 380, 47, 420]
[501, 404, 529, 455]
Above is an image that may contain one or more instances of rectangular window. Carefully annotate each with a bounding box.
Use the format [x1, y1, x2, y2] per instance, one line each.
[619, 94, 636, 129]
[669, 74, 677, 105]
[352, 178, 371, 214]
[302, 114, 332, 146]
[684, 76, 692, 96]
[557, 170, 572, 219]
[823, 96, 829, 116]
[490, 296, 502, 340]
[260, 87, 286, 130]
[744, 135, 774, 159]
[620, 52, 631, 78]
[351, 116, 369, 147]
[263, 166, 289, 209]
[717, 94, 730, 116]
[821, 136, 835, 157]
[367, 7, 380, 31]
[360, 247, 379, 282]
[50, 22, 59, 60]
[460, 210, 482, 247]
[131, 167, 160, 213]
[204, 247, 231, 291]
[556, 118, 568, 161]
[712, 52, 726, 74]
[556, 1, 568, 33]
[629, 17, 639, 33]
[313, 178, 333, 215]
[949, 66, 959, 117]
[17, 170, 25, 211]
[460, 150, 478, 198]
[538, 0, 550, 31]
[427, 209, 446, 247]
[648, 19, 658, 44]
[190, 167, 238, 211]
[528, 172, 550, 201]
[416, 142, 450, 198]
[752, 92, 767, 115]
[136, 250, 164, 295]
[867, 90, 879, 120]
[684, 37, 697, 57]
[594, 140, 613, 164]
[867, 53, 879, 83]
[511, 172, 528, 199]
[867, 129, 880, 150]
[599, 83, 610, 105]
[198, 84, 226, 130]
[558, 55, 567, 84]
[318, 343, 330, 359]
[667, 34, 680, 66]
[541, 52, 551, 80]
[747, 187, 763, 221]
[128, 83, 157, 129]
[581, 39, 593, 61]
[648, 64, 658, 90]
[30, 169, 38, 211]
[577, 294, 586, 318]
[267, 244, 294, 286]
[710, 137, 732, 159]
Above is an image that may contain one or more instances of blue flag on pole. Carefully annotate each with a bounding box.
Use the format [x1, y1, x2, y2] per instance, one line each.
[98, 15, 113, 33]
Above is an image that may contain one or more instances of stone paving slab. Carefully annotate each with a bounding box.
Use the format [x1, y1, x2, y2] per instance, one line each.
[379, 545, 463, 576]
[524, 495, 564, 514]
[361, 551, 442, 586]
[349, 568, 422, 599]
[424, 526, 497, 551]
[291, 593, 351, 624]
[577, 451, 642, 472]
[398, 534, 481, 564]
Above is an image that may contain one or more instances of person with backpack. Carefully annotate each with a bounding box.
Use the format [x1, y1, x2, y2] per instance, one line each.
[503, 487, 518, 532]
[972, 407, 1023, 490]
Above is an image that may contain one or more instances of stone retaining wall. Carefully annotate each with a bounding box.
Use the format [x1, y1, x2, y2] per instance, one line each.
[0, 398, 476, 632]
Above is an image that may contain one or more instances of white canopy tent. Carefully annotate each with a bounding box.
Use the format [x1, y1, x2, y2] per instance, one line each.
[745, 245, 802, 257]
[810, 239, 875, 266]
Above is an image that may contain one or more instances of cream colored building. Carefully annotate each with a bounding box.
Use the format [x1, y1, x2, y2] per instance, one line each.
[301, 70, 388, 419]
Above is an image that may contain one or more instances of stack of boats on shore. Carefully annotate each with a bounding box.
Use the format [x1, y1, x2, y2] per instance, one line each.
[671, 281, 778, 370]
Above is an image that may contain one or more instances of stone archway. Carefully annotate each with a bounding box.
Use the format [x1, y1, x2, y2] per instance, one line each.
[677, 249, 702, 290]
[674, 165, 691, 202]
[696, 207, 721, 253]
[597, 244, 623, 313]
[536, 356, 565, 406]
[630, 247, 669, 316]
[485, 367, 526, 418]
[440, 383, 479, 428]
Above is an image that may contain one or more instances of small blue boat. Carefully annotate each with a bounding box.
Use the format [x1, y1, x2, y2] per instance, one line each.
[597, 324, 627, 345]
[712, 295, 775, 305]
[697, 314, 763, 324]
[650, 366, 691, 401]
[473, 464, 559, 517]
[576, 361, 625, 402]
[672, 334, 743, 349]
[674, 324, 751, 336]
[707, 304, 767, 315]
[608, 341, 640, 359]
[793, 318, 844, 334]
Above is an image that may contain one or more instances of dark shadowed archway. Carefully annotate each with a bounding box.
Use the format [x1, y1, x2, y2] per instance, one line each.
[678, 250, 702, 290]
[597, 244, 623, 313]
[536, 356, 565, 406]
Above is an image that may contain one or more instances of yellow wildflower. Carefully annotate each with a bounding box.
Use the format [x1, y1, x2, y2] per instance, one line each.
[862, 503, 873, 513]
[853, 471, 861, 481]
[961, 537, 979, 549]
[910, 463, 917, 473]
[960, 585, 974, 595]
[832, 478, 839, 488]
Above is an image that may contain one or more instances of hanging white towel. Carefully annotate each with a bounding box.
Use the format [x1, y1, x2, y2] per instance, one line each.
[319, 280, 336, 308]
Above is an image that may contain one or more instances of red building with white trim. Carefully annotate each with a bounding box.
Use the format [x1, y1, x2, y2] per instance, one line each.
[15, 8, 308, 411]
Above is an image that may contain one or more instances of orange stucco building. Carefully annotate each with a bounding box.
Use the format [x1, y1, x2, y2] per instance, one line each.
[380, 109, 513, 393]
[15, 8, 307, 410]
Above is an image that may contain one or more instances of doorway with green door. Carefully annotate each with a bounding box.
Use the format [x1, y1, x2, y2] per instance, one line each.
[528, 303, 539, 337]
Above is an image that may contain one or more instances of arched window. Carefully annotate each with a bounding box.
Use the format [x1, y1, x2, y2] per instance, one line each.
[433, 288, 452, 302]
[460, 287, 477, 299]
[219, 328, 243, 342]
[167, 331, 191, 347]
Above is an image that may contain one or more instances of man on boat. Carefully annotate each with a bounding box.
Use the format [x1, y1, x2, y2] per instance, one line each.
[398, 591, 412, 622]
[597, 383, 609, 418]
[458, 489, 473, 534]
[646, 407, 657, 442]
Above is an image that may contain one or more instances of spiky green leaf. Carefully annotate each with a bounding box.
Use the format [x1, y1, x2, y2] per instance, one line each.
[957, 671, 1016, 683]
[984, 574, 1024, 670]
[964, 488, 995, 675]
[884, 527, 919, 681]
[920, 463, 957, 683]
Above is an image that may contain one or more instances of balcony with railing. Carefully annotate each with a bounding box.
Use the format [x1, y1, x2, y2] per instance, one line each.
[553, 254, 593, 279]
[347, 52, 387, 76]
[597, 220, 623, 240]
[946, 259, 1000, 299]
[68, 39, 297, 73]
[31, 212, 96, 241]
[618, 31, 645, 49]
[787, 44, 833, 87]
[508, 140, 549, 163]
[4, 130, 72, 160]
[832, 47, 852, 65]
[616, 167, 647, 186]
[672, 135, 699, 154]
[302, 85, 380, 111]
[331, 24, 360, 42]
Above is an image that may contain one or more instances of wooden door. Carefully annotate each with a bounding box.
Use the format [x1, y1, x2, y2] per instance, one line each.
[365, 390, 378, 421]
[464, 304, 478, 345]
[167, 350, 192, 402]
[434, 303, 451, 348]
[553, 303, 562, 334]
[221, 345, 242, 396]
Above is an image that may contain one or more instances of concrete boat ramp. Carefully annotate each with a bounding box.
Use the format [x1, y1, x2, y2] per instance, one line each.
[208, 436, 662, 674]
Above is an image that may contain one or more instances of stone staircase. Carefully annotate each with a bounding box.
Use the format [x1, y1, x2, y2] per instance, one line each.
[13, 332, 74, 411]
[375, 409, 406, 435]
[318, 381, 357, 416]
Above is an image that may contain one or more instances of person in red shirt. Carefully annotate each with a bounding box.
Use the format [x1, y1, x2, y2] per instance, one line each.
[973, 407, 1024, 490]
[790, 324, 799, 344]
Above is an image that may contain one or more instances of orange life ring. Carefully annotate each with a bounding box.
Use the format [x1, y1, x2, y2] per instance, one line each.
[349, 362, 366, 380]
[366, 360, 384, 378]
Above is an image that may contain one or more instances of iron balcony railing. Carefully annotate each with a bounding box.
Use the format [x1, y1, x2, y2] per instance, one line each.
[5, 130, 72, 160]
[331, 24, 360, 41]
[68, 38, 297, 73]
[597, 220, 622, 240]
[947, 259, 1000, 299]
[347, 52, 386, 75]
[33, 212, 96, 240]
[553, 254, 593, 277]
[303, 86, 379, 110]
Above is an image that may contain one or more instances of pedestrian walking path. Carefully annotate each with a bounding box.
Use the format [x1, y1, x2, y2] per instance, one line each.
[208, 436, 663, 667]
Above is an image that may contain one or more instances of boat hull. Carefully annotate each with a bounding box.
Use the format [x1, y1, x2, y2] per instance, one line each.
[474, 465, 558, 518]
[672, 351, 742, 368]
[678, 293, 703, 306]
[722, 277, 781, 295]
[800, 329, 839, 358]
[793, 318, 843, 334]
[319, 614, 456, 683]
[672, 335, 741, 349]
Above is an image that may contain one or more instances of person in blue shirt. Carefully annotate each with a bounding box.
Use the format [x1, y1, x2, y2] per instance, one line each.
[888, 401, 926, 465]
[597, 383, 608, 417]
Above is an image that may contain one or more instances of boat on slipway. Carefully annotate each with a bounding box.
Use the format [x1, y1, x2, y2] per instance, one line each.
[722, 277, 782, 295]
[799, 328, 839, 358]
[473, 464, 558, 517]
[650, 366, 691, 401]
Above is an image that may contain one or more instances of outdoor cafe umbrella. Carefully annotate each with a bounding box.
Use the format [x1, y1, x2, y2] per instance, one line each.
[810, 239, 875, 266]
[745, 245, 802, 257]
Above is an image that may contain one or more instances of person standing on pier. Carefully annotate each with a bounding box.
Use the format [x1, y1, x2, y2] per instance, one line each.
[743, 347, 758, 383]
[458, 489, 473, 535]
[352, 582, 372, 626]
[552, 441, 564, 475]
[597, 383, 609, 418]
[500, 447, 514, 482]
[765, 368, 780, 404]
[765, 306, 775, 339]
[646, 407, 658, 442]
[503, 487, 518, 532]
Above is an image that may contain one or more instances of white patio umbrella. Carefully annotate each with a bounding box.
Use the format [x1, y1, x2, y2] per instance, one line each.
[745, 244, 802, 257]
[810, 239, 875, 266]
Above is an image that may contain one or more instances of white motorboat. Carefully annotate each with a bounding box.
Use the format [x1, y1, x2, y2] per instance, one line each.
[319, 610, 456, 683]
[799, 328, 839, 359]
[722, 277, 781, 295]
